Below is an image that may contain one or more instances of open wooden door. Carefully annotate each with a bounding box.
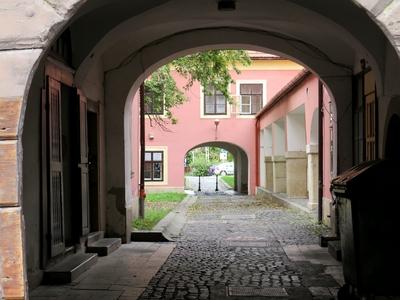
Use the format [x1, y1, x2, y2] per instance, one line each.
[47, 77, 66, 257]
[78, 92, 90, 236]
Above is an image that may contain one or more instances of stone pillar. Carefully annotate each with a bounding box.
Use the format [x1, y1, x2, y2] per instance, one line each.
[272, 156, 286, 193]
[306, 144, 319, 209]
[0, 48, 42, 299]
[285, 151, 307, 198]
[104, 68, 135, 244]
[104, 95, 130, 243]
[265, 156, 273, 191]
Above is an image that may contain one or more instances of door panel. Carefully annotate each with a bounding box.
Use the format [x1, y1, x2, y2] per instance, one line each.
[47, 77, 65, 257]
[87, 110, 99, 232]
[78, 93, 90, 236]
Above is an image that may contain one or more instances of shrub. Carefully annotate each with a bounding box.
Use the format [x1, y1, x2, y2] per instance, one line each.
[191, 157, 211, 177]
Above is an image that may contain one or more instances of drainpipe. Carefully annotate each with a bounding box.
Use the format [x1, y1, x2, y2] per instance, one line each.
[318, 80, 324, 223]
[255, 118, 260, 188]
[139, 83, 146, 218]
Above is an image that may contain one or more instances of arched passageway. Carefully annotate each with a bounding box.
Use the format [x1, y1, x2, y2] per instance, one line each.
[2, 0, 400, 298]
[184, 142, 249, 195]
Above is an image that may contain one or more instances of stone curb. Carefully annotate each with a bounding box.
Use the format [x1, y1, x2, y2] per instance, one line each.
[153, 194, 198, 239]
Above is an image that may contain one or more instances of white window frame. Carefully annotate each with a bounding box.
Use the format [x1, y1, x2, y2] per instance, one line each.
[200, 84, 232, 119]
[236, 80, 267, 118]
[144, 146, 168, 185]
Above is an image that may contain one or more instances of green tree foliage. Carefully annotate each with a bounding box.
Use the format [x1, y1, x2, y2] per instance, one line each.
[191, 157, 211, 177]
[145, 50, 251, 127]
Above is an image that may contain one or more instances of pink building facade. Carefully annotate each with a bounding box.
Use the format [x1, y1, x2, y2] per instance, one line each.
[256, 71, 335, 224]
[132, 55, 303, 196]
[131, 54, 335, 224]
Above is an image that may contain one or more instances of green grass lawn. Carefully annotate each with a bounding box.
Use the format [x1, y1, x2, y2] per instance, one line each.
[221, 175, 234, 188]
[146, 192, 187, 202]
[132, 192, 187, 230]
[132, 207, 172, 230]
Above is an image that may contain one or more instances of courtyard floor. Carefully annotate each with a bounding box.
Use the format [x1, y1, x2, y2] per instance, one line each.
[31, 194, 343, 299]
[140, 194, 343, 300]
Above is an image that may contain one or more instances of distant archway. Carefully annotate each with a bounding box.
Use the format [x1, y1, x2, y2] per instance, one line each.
[186, 142, 249, 194]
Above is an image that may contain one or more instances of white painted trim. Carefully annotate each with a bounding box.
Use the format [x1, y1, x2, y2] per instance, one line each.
[199, 84, 232, 119]
[235, 79, 267, 119]
[145, 146, 169, 185]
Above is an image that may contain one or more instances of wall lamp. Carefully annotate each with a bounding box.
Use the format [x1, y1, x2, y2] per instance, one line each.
[218, 0, 236, 11]
[214, 119, 220, 140]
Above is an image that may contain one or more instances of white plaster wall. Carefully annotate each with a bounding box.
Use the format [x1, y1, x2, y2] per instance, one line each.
[265, 126, 273, 157]
[273, 120, 286, 156]
[286, 110, 306, 152]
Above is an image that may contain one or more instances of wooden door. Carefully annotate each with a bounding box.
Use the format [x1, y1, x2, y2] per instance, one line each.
[364, 70, 377, 161]
[78, 92, 90, 236]
[87, 107, 99, 232]
[47, 77, 66, 257]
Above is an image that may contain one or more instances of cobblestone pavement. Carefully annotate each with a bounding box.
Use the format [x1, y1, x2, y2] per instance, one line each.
[139, 195, 342, 300]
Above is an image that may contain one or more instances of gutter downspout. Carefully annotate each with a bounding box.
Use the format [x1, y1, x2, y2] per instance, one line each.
[255, 118, 261, 189]
[139, 83, 146, 218]
[318, 80, 324, 223]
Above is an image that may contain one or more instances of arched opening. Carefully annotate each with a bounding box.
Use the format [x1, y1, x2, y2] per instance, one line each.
[183, 142, 249, 195]
[21, 39, 343, 295]
[3, 0, 400, 298]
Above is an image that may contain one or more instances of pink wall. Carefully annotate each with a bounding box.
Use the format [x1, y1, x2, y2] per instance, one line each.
[131, 65, 301, 195]
[322, 87, 333, 200]
[257, 74, 333, 201]
[259, 75, 319, 133]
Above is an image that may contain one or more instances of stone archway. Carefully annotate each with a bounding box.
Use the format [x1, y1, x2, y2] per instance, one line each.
[185, 141, 250, 194]
[2, 1, 400, 298]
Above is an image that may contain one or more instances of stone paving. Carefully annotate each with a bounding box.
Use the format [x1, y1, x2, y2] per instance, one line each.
[139, 194, 342, 300]
[30, 242, 176, 300]
[30, 194, 342, 299]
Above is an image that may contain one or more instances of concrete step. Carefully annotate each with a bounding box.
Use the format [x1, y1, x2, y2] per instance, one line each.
[43, 253, 98, 284]
[328, 240, 342, 261]
[319, 234, 339, 247]
[86, 238, 121, 256]
[86, 231, 104, 245]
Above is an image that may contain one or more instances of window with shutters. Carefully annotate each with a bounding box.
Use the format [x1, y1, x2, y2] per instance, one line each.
[144, 151, 164, 181]
[204, 86, 227, 115]
[240, 83, 263, 114]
